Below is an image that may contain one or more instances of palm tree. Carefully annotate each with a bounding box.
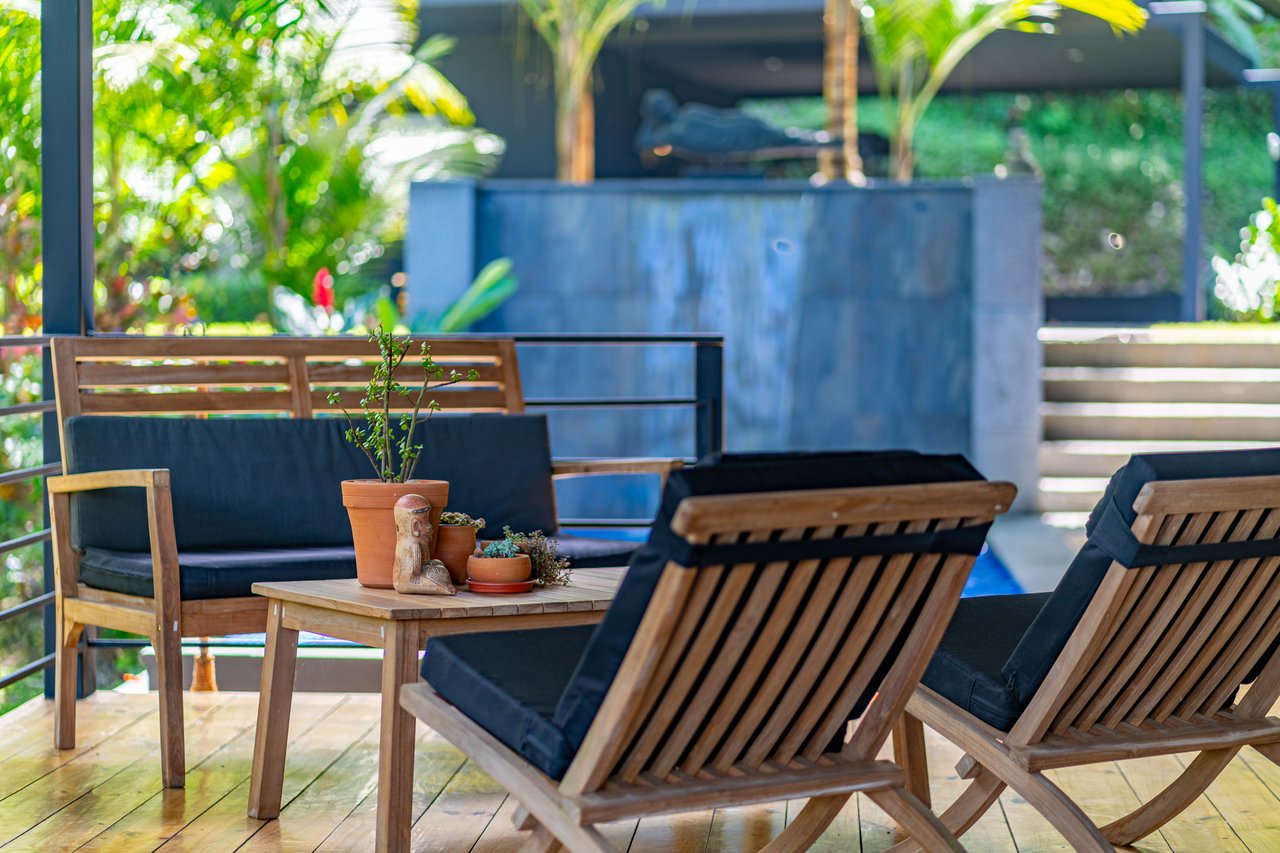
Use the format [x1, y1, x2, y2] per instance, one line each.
[520, 0, 656, 182]
[862, 0, 1147, 181]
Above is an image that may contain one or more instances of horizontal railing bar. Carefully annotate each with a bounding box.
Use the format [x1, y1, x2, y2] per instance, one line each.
[526, 397, 697, 409]
[0, 335, 51, 349]
[86, 638, 368, 650]
[0, 591, 54, 624]
[560, 519, 653, 528]
[0, 529, 51, 555]
[0, 653, 54, 690]
[511, 333, 724, 345]
[0, 400, 55, 418]
[0, 462, 61, 487]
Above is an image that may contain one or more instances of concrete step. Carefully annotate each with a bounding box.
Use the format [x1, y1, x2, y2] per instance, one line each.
[1039, 439, 1276, 477]
[1044, 341, 1280, 369]
[1043, 367, 1280, 404]
[1042, 402, 1280, 442]
[1039, 477, 1111, 513]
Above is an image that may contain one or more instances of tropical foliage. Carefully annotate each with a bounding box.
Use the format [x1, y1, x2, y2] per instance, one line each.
[862, 0, 1147, 180]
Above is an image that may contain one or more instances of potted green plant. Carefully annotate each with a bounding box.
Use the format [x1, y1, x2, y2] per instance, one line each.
[437, 511, 485, 586]
[329, 327, 477, 588]
[467, 529, 533, 585]
[467, 527, 571, 588]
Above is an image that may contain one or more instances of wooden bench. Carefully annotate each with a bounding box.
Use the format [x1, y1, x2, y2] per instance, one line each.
[47, 335, 679, 788]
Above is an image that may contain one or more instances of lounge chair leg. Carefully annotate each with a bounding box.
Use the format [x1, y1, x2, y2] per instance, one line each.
[513, 805, 537, 831]
[866, 787, 963, 853]
[519, 824, 565, 853]
[153, 623, 186, 788]
[886, 766, 1007, 853]
[1255, 741, 1280, 765]
[761, 794, 850, 852]
[894, 711, 931, 807]
[1003, 768, 1111, 852]
[1100, 747, 1238, 846]
[54, 610, 83, 750]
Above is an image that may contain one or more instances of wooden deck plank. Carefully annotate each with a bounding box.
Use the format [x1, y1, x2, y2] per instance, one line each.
[76, 693, 353, 852]
[2, 695, 260, 852]
[151, 694, 375, 851]
[0, 691, 1278, 851]
[0, 692, 230, 845]
[317, 727, 466, 852]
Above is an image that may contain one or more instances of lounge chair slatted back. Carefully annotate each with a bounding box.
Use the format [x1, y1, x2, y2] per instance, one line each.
[559, 480, 1015, 799]
[896, 459, 1280, 853]
[1010, 475, 1280, 751]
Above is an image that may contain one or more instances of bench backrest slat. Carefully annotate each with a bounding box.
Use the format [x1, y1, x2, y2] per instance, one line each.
[51, 336, 524, 467]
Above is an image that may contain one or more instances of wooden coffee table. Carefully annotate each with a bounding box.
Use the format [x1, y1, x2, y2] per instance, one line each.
[245, 569, 625, 853]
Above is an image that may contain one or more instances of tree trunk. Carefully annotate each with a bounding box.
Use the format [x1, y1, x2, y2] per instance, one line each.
[842, 0, 864, 183]
[555, 39, 595, 183]
[819, 0, 846, 180]
[892, 118, 915, 181]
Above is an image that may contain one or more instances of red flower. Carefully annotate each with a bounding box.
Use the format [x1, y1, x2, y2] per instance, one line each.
[312, 268, 335, 313]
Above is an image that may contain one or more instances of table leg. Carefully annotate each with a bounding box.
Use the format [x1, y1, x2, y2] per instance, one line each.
[248, 599, 300, 819]
[376, 621, 420, 853]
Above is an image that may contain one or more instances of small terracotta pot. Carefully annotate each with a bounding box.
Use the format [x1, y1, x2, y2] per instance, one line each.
[467, 554, 531, 584]
[435, 525, 478, 586]
[342, 479, 448, 588]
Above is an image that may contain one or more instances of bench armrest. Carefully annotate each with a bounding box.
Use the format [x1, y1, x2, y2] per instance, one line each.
[47, 468, 170, 493]
[47, 468, 180, 624]
[552, 458, 685, 480]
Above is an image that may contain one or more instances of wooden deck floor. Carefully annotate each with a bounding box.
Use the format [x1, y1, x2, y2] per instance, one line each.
[2, 689, 1280, 852]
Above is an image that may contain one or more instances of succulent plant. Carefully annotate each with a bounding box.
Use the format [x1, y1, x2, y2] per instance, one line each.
[440, 511, 485, 530]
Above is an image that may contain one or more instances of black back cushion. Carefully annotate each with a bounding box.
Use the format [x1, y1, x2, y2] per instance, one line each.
[1001, 447, 1280, 706]
[65, 413, 558, 552]
[550, 449, 986, 755]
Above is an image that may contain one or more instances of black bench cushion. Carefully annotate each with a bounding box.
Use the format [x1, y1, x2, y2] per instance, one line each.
[421, 625, 594, 780]
[922, 592, 1050, 731]
[553, 533, 637, 569]
[78, 546, 358, 600]
[999, 447, 1280, 712]
[64, 413, 560, 554]
[419, 450, 977, 778]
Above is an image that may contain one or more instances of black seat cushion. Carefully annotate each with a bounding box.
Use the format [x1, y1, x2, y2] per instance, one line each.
[1000, 447, 1280, 711]
[64, 413, 560, 553]
[79, 545, 358, 600]
[421, 625, 595, 779]
[922, 592, 1051, 731]
[554, 533, 637, 569]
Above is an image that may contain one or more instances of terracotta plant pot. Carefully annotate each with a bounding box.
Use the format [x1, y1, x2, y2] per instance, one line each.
[342, 479, 448, 588]
[467, 554, 531, 585]
[435, 525, 477, 586]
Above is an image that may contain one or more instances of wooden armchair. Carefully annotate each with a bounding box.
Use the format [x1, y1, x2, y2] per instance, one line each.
[887, 452, 1280, 852]
[400, 451, 1015, 851]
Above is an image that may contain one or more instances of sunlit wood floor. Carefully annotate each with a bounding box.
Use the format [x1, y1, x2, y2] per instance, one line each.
[3, 689, 1280, 852]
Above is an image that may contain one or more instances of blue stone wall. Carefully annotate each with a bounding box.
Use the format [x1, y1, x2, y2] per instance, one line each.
[408, 178, 1042, 519]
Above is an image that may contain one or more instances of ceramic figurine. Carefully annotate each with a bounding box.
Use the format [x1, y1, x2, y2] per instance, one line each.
[392, 494, 455, 595]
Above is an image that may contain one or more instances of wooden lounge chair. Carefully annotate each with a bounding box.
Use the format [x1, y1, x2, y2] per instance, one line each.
[399, 451, 1016, 851]
[879, 449, 1280, 852]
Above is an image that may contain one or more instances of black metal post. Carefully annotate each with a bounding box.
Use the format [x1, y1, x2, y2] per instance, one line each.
[1180, 7, 1206, 321]
[41, 0, 95, 697]
[694, 341, 724, 459]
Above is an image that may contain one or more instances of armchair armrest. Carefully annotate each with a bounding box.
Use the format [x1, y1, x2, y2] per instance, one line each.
[47, 468, 179, 620]
[552, 458, 685, 479]
[47, 468, 170, 494]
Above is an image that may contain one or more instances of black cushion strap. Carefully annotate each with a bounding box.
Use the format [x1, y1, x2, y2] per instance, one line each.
[1093, 495, 1280, 568]
[647, 524, 987, 568]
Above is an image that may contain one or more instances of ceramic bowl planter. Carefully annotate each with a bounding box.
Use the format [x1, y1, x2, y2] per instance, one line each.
[342, 479, 448, 588]
[466, 553, 532, 584]
[435, 524, 478, 586]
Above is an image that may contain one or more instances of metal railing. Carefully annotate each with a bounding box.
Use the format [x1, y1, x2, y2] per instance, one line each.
[0, 335, 56, 691]
[0, 332, 723, 697]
